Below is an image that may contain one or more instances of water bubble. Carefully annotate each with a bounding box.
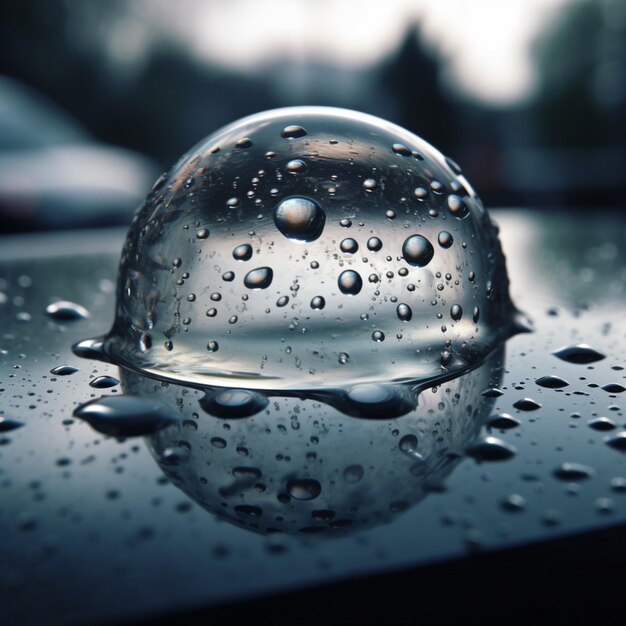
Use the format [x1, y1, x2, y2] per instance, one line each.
[552, 344, 605, 364]
[447, 195, 469, 219]
[207, 340, 219, 352]
[79, 107, 520, 396]
[399, 434, 418, 452]
[45, 301, 89, 321]
[274, 197, 326, 242]
[196, 228, 209, 240]
[402, 235, 434, 267]
[392, 143, 411, 156]
[73, 395, 178, 437]
[338, 270, 363, 295]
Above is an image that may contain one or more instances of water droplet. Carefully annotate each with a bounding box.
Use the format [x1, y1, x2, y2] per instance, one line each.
[371, 330, 385, 342]
[513, 398, 542, 411]
[450, 304, 463, 321]
[244, 267, 273, 290]
[0, 417, 24, 432]
[286, 159, 307, 174]
[207, 340, 219, 352]
[605, 431, 626, 452]
[395, 303, 412, 322]
[45, 301, 89, 321]
[602, 383, 625, 393]
[392, 143, 411, 156]
[287, 478, 321, 501]
[487, 413, 520, 430]
[343, 465, 364, 483]
[281, 125, 307, 138]
[438, 231, 453, 248]
[196, 228, 209, 239]
[588, 417, 615, 431]
[199, 388, 269, 418]
[363, 178, 377, 191]
[447, 194, 469, 219]
[399, 434, 418, 452]
[310, 296, 325, 310]
[553, 344, 605, 364]
[235, 137, 252, 149]
[50, 365, 79, 376]
[535, 375, 569, 388]
[553, 462, 595, 480]
[274, 197, 325, 242]
[89, 375, 120, 389]
[501, 494, 525, 512]
[340, 238, 359, 254]
[402, 235, 434, 267]
[466, 437, 516, 461]
[233, 244, 253, 261]
[367, 237, 383, 252]
[73, 395, 178, 437]
[338, 270, 363, 295]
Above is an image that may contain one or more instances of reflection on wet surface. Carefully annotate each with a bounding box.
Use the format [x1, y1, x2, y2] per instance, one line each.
[0, 208, 624, 624]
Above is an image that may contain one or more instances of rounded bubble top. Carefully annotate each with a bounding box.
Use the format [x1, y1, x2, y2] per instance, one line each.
[103, 107, 521, 391]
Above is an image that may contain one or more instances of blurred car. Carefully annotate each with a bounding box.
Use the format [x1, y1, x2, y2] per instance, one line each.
[0, 75, 157, 232]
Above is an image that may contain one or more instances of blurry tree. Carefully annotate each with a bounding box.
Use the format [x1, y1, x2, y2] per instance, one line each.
[378, 24, 457, 154]
[533, 0, 626, 149]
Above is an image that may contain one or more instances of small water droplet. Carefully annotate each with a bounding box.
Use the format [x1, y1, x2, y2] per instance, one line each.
[287, 478, 321, 501]
[513, 398, 542, 411]
[89, 375, 120, 389]
[340, 238, 359, 254]
[552, 344, 605, 364]
[396, 303, 412, 322]
[310, 296, 325, 310]
[73, 395, 178, 437]
[281, 125, 307, 138]
[553, 462, 595, 480]
[338, 270, 363, 295]
[438, 231, 453, 248]
[402, 235, 434, 267]
[244, 267, 273, 289]
[45, 301, 89, 321]
[199, 388, 269, 418]
[50, 365, 79, 376]
[487, 413, 520, 430]
[233, 244, 253, 261]
[274, 197, 325, 242]
[466, 437, 516, 461]
[535, 375, 570, 388]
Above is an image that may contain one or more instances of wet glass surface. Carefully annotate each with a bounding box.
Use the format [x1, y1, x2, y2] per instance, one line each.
[0, 208, 624, 625]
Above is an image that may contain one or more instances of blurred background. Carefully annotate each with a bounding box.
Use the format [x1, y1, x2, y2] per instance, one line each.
[0, 0, 624, 232]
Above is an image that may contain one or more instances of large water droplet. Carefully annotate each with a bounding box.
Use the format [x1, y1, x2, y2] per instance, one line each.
[466, 437, 516, 461]
[199, 388, 269, 418]
[287, 478, 321, 501]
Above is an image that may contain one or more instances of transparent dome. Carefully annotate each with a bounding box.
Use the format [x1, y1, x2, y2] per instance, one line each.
[103, 107, 521, 392]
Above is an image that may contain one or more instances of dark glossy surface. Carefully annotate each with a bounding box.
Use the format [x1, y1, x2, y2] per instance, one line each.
[0, 209, 624, 625]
